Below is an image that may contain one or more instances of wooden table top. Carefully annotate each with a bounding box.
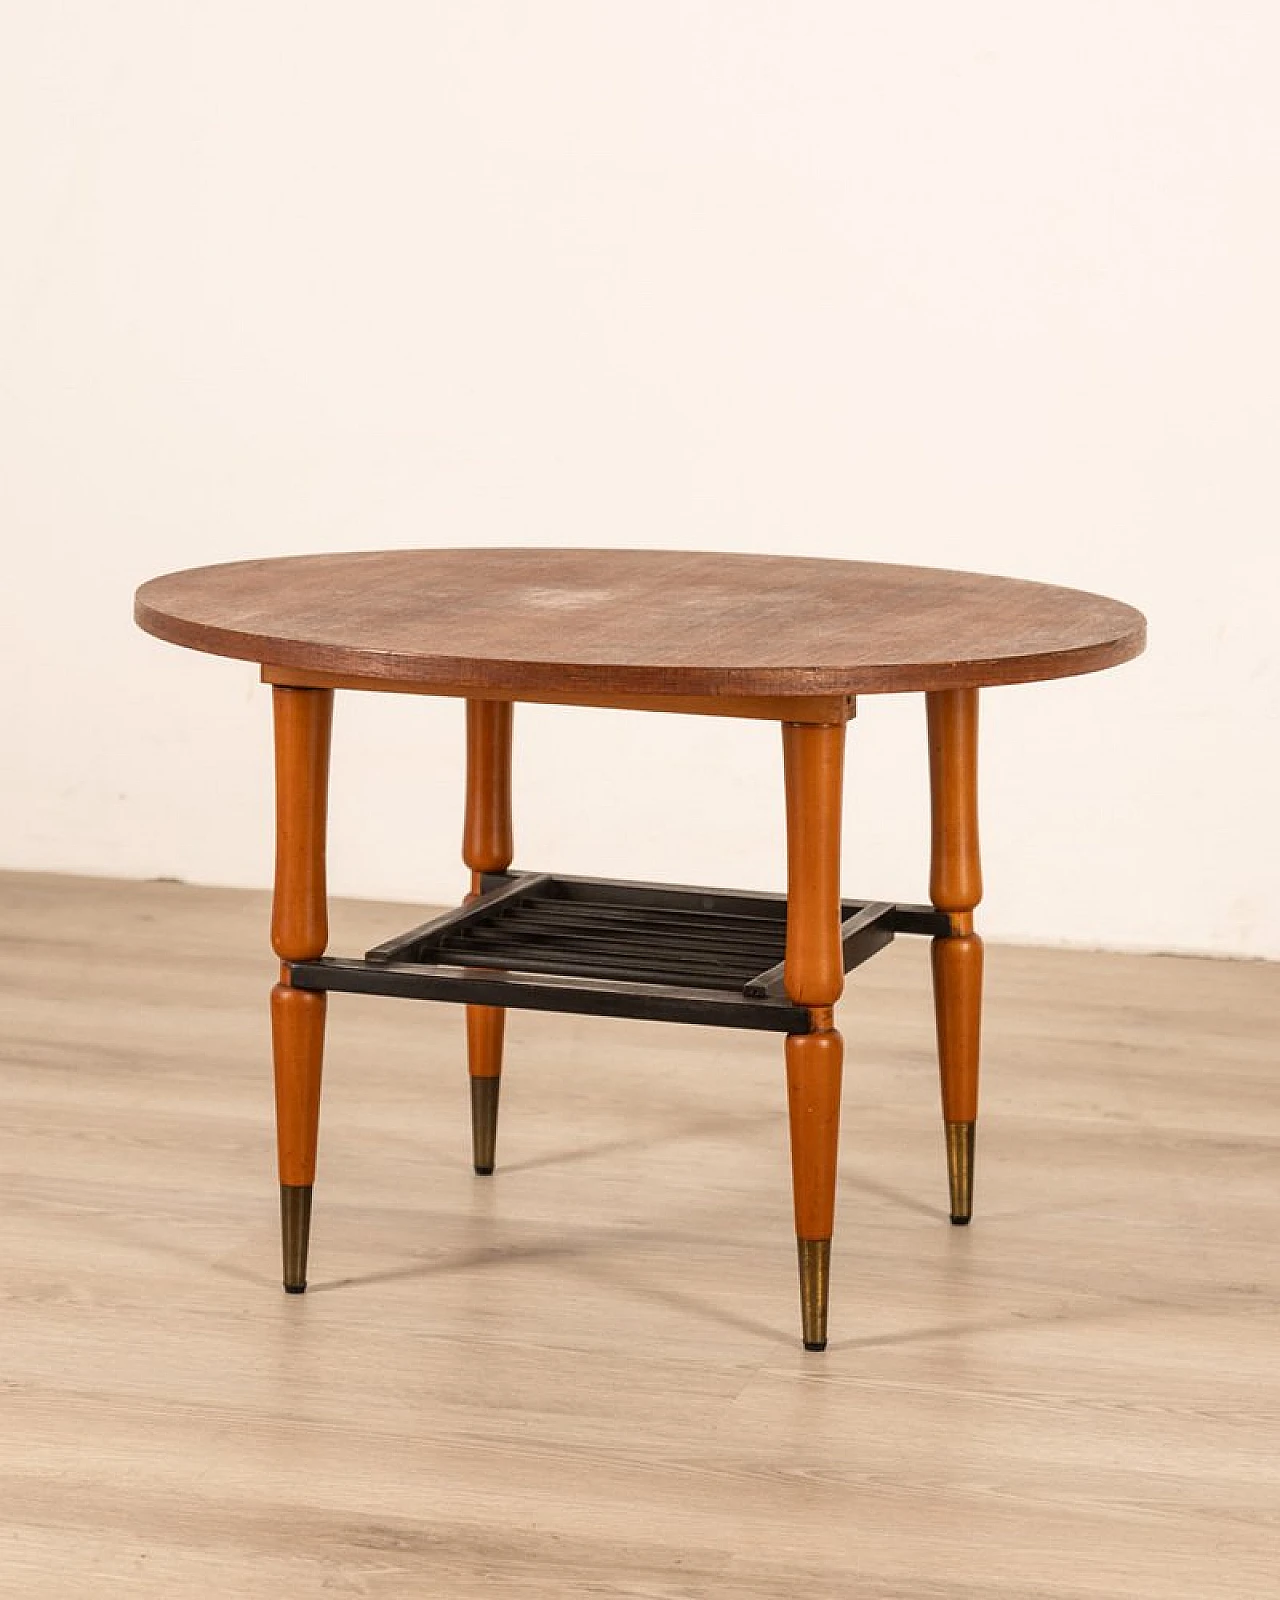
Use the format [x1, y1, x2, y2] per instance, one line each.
[134, 549, 1145, 698]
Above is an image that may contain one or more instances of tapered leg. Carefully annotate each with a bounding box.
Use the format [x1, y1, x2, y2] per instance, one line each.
[272, 983, 325, 1289]
[463, 700, 514, 1174]
[926, 688, 984, 1224]
[781, 719, 847, 1350]
[786, 1029, 843, 1348]
[466, 1009, 504, 1175]
[270, 685, 333, 1291]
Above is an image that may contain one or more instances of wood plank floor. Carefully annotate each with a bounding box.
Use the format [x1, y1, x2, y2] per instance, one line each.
[1, 871, 1276, 1597]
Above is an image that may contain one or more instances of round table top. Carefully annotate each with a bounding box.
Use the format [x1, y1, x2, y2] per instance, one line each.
[135, 548, 1145, 698]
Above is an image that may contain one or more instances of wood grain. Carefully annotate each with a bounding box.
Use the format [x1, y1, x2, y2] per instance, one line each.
[926, 688, 983, 932]
[784, 1029, 844, 1241]
[780, 718, 846, 1326]
[269, 983, 326, 1186]
[927, 689, 984, 1125]
[269, 686, 333, 1198]
[1, 872, 1277, 1597]
[462, 700, 514, 891]
[463, 700, 513, 1091]
[134, 548, 1147, 697]
[269, 686, 333, 963]
[261, 663, 856, 724]
[781, 720, 847, 1010]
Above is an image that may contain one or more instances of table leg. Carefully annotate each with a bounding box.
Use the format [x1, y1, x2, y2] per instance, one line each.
[269, 686, 333, 1291]
[781, 719, 846, 1351]
[463, 700, 514, 1175]
[926, 687, 984, 1224]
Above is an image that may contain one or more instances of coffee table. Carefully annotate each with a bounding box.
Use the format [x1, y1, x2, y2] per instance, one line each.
[134, 549, 1145, 1349]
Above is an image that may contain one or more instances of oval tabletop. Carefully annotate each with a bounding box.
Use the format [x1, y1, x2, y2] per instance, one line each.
[134, 549, 1145, 698]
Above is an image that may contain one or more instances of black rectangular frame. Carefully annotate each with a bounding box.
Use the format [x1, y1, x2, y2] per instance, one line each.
[287, 869, 952, 1035]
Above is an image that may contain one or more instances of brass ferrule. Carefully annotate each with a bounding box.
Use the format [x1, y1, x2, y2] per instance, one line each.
[280, 1183, 313, 1292]
[945, 1121, 976, 1223]
[796, 1238, 831, 1351]
[470, 1075, 501, 1175]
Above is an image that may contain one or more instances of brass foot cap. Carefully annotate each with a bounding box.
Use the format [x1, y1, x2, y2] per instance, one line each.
[470, 1076, 501, 1175]
[796, 1237, 831, 1352]
[950, 1215, 971, 1227]
[280, 1183, 313, 1293]
[945, 1120, 976, 1224]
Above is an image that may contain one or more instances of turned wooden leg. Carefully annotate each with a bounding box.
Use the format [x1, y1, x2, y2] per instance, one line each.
[926, 687, 984, 1225]
[781, 719, 847, 1351]
[463, 700, 514, 1175]
[270, 685, 333, 1291]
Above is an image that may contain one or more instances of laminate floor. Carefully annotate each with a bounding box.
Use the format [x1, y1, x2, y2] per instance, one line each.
[0, 872, 1276, 1597]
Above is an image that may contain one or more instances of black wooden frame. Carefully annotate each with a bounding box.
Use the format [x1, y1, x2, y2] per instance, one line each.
[287, 870, 951, 1035]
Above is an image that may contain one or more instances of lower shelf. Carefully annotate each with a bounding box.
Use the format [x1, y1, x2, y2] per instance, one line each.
[287, 870, 949, 1033]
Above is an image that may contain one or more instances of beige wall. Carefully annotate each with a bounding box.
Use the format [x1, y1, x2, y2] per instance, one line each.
[2, 3, 1276, 957]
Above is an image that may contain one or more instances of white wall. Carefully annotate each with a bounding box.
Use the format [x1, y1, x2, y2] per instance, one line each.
[2, 3, 1277, 958]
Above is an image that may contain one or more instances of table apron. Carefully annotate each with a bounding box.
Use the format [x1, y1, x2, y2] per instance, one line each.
[260, 664, 855, 723]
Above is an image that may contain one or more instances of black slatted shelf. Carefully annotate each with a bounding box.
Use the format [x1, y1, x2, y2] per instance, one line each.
[287, 871, 947, 1033]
